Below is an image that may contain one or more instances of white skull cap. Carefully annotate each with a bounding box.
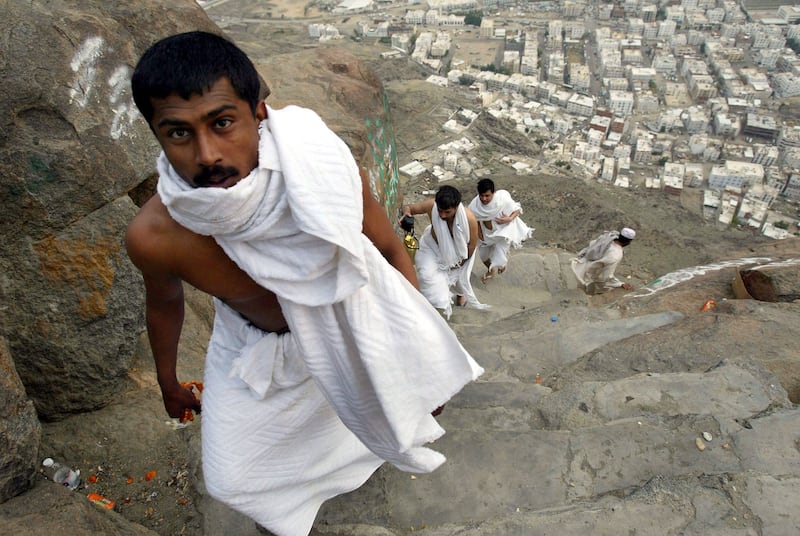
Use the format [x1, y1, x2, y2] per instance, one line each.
[620, 227, 636, 240]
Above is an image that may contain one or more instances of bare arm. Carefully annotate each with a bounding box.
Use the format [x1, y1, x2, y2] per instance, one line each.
[126, 216, 201, 419]
[399, 198, 435, 223]
[495, 209, 520, 225]
[465, 207, 479, 260]
[360, 169, 419, 289]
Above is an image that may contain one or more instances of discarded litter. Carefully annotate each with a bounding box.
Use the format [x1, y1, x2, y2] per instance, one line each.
[695, 437, 706, 451]
[700, 300, 716, 312]
[179, 381, 204, 423]
[88, 492, 115, 510]
[165, 419, 190, 430]
[535, 373, 542, 384]
[550, 316, 558, 323]
[702, 432, 713, 442]
[42, 458, 81, 490]
[145, 470, 157, 482]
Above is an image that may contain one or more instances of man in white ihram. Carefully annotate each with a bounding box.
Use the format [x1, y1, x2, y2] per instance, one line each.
[467, 178, 534, 283]
[400, 185, 489, 319]
[571, 227, 636, 294]
[127, 31, 483, 536]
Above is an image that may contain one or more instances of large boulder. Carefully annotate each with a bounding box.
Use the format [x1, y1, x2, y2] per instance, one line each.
[0, 337, 41, 503]
[0, 1, 218, 419]
[735, 263, 800, 302]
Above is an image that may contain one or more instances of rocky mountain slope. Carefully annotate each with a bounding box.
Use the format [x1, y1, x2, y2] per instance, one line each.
[1, 2, 798, 535]
[3, 237, 798, 536]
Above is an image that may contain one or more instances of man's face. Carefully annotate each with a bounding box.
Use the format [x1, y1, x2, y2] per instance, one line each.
[437, 206, 457, 221]
[479, 190, 494, 205]
[149, 77, 267, 188]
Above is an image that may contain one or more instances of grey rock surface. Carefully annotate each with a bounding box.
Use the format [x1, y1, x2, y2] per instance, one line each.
[0, 0, 218, 419]
[1, 1, 799, 535]
[0, 337, 41, 502]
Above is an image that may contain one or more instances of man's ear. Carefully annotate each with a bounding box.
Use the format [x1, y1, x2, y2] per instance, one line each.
[256, 100, 268, 121]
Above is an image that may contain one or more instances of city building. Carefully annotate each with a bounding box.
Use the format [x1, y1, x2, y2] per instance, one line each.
[708, 160, 765, 190]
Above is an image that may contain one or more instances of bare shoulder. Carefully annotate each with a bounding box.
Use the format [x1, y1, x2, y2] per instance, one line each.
[125, 195, 185, 272]
[464, 205, 478, 224]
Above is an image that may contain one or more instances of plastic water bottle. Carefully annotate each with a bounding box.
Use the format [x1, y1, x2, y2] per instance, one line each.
[42, 457, 81, 490]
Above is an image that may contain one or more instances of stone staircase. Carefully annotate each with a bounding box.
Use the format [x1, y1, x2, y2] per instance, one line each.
[306, 246, 800, 536]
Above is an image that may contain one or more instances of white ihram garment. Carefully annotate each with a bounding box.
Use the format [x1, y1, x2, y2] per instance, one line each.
[571, 231, 625, 293]
[467, 190, 533, 270]
[156, 105, 483, 536]
[414, 203, 488, 319]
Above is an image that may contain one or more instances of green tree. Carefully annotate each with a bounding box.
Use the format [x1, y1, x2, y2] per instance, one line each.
[474, 63, 511, 75]
[459, 10, 482, 26]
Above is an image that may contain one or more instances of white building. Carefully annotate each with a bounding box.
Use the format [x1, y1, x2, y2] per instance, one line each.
[635, 91, 660, 113]
[600, 157, 616, 182]
[708, 160, 764, 190]
[634, 137, 653, 163]
[685, 162, 705, 187]
[566, 94, 594, 117]
[608, 90, 634, 116]
[753, 145, 779, 167]
[392, 33, 411, 53]
[772, 72, 800, 98]
[658, 19, 677, 39]
[778, 5, 800, 23]
[662, 162, 685, 194]
[713, 112, 740, 137]
[682, 107, 710, 134]
[652, 54, 678, 74]
[405, 10, 425, 24]
[783, 173, 800, 201]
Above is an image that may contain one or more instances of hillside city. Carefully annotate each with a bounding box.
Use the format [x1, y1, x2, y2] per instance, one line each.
[204, 0, 800, 240]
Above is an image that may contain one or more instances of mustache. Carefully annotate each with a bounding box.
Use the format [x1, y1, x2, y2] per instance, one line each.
[192, 165, 240, 187]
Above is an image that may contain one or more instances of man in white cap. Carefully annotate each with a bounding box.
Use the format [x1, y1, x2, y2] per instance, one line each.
[571, 227, 635, 294]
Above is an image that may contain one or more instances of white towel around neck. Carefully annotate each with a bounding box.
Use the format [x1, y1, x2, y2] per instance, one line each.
[468, 189, 520, 221]
[430, 202, 469, 269]
[156, 105, 367, 306]
[156, 104, 483, 476]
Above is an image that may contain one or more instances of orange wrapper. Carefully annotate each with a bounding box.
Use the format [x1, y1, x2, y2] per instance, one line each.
[88, 492, 115, 510]
[700, 300, 716, 311]
[179, 381, 204, 423]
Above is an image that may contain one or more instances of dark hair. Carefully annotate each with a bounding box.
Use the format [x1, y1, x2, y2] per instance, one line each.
[618, 236, 632, 246]
[435, 185, 462, 210]
[477, 178, 495, 194]
[131, 31, 262, 124]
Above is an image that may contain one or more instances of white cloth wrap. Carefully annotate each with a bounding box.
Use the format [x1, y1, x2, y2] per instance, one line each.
[468, 190, 533, 269]
[571, 239, 625, 292]
[414, 203, 487, 319]
[157, 105, 483, 536]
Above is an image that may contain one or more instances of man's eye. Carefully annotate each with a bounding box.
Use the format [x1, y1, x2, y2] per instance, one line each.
[216, 118, 233, 128]
[168, 129, 189, 139]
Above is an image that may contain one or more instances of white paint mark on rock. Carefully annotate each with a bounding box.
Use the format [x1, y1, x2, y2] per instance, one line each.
[108, 65, 138, 140]
[630, 257, 800, 298]
[69, 36, 105, 107]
